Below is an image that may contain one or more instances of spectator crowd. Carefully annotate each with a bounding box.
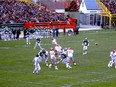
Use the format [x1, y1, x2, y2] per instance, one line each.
[0, 0, 67, 24]
[100, 0, 116, 14]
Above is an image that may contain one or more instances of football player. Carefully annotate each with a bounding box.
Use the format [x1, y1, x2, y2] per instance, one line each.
[52, 38, 57, 46]
[38, 49, 49, 66]
[82, 38, 89, 55]
[67, 47, 76, 65]
[60, 48, 72, 69]
[32, 54, 42, 74]
[49, 48, 58, 70]
[25, 30, 31, 45]
[55, 44, 62, 57]
[34, 38, 42, 49]
[108, 50, 116, 68]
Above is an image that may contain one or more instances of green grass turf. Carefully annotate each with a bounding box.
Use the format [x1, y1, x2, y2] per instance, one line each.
[0, 29, 116, 87]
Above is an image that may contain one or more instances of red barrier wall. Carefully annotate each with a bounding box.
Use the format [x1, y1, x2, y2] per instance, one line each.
[24, 18, 77, 31]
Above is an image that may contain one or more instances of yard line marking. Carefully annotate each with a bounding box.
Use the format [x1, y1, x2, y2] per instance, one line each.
[61, 84, 72, 87]
[0, 78, 59, 87]
[0, 47, 10, 49]
[69, 75, 116, 86]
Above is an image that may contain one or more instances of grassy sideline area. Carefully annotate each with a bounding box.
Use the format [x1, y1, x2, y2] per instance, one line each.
[0, 29, 116, 87]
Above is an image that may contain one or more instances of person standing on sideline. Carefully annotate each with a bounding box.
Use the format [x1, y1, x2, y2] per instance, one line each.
[34, 38, 42, 49]
[26, 30, 31, 45]
[76, 25, 79, 35]
[82, 38, 89, 55]
[16, 29, 20, 40]
[55, 26, 59, 37]
[52, 27, 56, 37]
[32, 54, 42, 74]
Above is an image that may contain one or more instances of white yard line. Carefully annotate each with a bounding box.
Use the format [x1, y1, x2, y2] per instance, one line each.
[0, 78, 58, 86]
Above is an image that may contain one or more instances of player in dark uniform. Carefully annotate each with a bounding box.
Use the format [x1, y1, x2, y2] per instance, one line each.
[34, 38, 42, 49]
[38, 49, 49, 66]
[82, 38, 89, 55]
[26, 30, 31, 45]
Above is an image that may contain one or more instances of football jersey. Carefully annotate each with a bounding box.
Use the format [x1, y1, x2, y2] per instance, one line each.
[83, 40, 89, 46]
[33, 57, 41, 65]
[37, 38, 41, 43]
[110, 51, 116, 59]
[67, 49, 74, 57]
[50, 50, 55, 58]
[55, 45, 62, 52]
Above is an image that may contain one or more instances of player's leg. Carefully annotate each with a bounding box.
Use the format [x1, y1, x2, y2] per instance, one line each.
[83, 46, 87, 54]
[49, 58, 58, 70]
[49, 63, 52, 68]
[49, 58, 53, 68]
[44, 56, 49, 66]
[26, 37, 28, 44]
[28, 36, 31, 44]
[66, 57, 72, 69]
[62, 58, 67, 64]
[83, 46, 85, 55]
[114, 62, 116, 68]
[57, 53, 62, 64]
[33, 65, 37, 74]
[34, 42, 37, 49]
[114, 59, 116, 68]
[66, 62, 72, 69]
[108, 60, 113, 67]
[83, 46, 87, 55]
[36, 63, 41, 74]
[55, 65, 58, 70]
[70, 57, 76, 65]
[38, 43, 42, 49]
[54, 60, 58, 70]
[85, 46, 88, 54]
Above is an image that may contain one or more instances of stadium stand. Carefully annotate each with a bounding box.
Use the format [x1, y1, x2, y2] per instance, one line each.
[0, 0, 67, 24]
[100, 0, 116, 14]
[96, 0, 116, 27]
[0, 0, 77, 30]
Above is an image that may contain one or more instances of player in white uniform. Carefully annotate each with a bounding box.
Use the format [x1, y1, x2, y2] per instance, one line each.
[82, 38, 89, 55]
[32, 54, 42, 74]
[55, 44, 63, 63]
[55, 44, 62, 58]
[34, 38, 42, 49]
[52, 38, 57, 46]
[67, 47, 76, 65]
[49, 48, 58, 70]
[108, 50, 116, 68]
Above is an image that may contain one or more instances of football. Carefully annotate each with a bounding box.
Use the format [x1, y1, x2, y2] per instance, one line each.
[95, 43, 98, 45]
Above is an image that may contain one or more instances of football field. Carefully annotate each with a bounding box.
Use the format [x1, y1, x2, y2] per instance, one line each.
[0, 29, 116, 87]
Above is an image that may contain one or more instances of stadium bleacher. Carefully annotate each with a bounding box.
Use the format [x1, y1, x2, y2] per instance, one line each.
[100, 0, 116, 14]
[0, 0, 67, 24]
